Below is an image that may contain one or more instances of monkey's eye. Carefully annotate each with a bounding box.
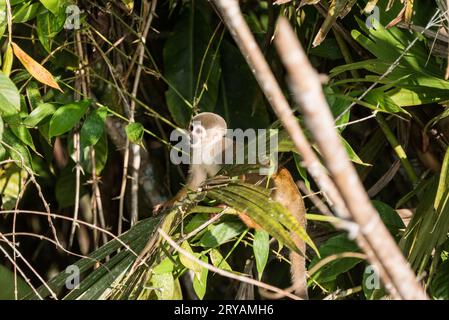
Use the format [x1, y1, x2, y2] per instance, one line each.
[192, 125, 205, 136]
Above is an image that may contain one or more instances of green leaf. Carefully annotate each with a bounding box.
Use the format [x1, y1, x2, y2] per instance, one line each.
[0, 144, 5, 161]
[253, 229, 269, 280]
[400, 177, 440, 271]
[2, 128, 32, 168]
[0, 165, 24, 210]
[13, 2, 42, 23]
[309, 234, 362, 284]
[23, 103, 56, 127]
[2, 44, 13, 76]
[388, 87, 449, 107]
[343, 18, 449, 108]
[179, 241, 202, 274]
[324, 86, 350, 128]
[172, 278, 183, 300]
[207, 182, 316, 255]
[364, 90, 408, 114]
[0, 115, 3, 139]
[85, 132, 108, 175]
[150, 272, 175, 300]
[11, 124, 37, 153]
[435, 147, 449, 209]
[401, 152, 449, 273]
[125, 122, 144, 145]
[39, 0, 60, 15]
[36, 9, 66, 53]
[209, 248, 232, 271]
[80, 129, 108, 175]
[120, 0, 133, 12]
[0, 71, 20, 111]
[49, 100, 90, 137]
[372, 200, 405, 236]
[38, 121, 51, 144]
[192, 256, 208, 299]
[293, 153, 310, 190]
[198, 221, 245, 247]
[153, 257, 174, 275]
[0, 1, 6, 40]
[80, 107, 108, 147]
[164, 3, 221, 127]
[341, 136, 370, 166]
[26, 82, 43, 109]
[0, 264, 32, 299]
[430, 260, 449, 299]
[185, 213, 209, 234]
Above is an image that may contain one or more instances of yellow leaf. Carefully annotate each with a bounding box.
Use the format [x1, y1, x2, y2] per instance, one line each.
[11, 42, 62, 92]
[2, 44, 13, 76]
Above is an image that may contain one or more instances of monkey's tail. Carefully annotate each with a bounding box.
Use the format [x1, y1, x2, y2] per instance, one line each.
[290, 234, 308, 300]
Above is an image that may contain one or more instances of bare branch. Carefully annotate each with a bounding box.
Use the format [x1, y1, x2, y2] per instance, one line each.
[274, 17, 427, 300]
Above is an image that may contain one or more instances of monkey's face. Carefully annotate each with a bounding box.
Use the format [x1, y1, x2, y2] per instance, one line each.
[189, 113, 228, 165]
[189, 113, 227, 150]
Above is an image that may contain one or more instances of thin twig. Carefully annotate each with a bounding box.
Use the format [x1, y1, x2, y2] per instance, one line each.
[0, 144, 60, 246]
[308, 252, 367, 277]
[5, 0, 12, 45]
[2, 232, 94, 262]
[0, 233, 58, 299]
[69, 31, 88, 248]
[367, 160, 401, 197]
[128, 0, 158, 226]
[12, 177, 30, 300]
[375, 113, 418, 184]
[0, 238, 43, 300]
[118, 138, 130, 235]
[90, 147, 108, 246]
[0, 210, 147, 266]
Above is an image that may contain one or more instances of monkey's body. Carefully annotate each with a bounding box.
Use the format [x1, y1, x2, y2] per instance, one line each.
[154, 112, 308, 299]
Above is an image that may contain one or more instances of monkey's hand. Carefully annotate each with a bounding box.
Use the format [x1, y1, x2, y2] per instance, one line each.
[152, 199, 175, 215]
[152, 188, 188, 215]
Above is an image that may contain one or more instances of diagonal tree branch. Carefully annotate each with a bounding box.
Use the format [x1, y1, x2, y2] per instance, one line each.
[274, 16, 427, 300]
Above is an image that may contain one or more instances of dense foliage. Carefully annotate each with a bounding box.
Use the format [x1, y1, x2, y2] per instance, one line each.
[1, 0, 449, 300]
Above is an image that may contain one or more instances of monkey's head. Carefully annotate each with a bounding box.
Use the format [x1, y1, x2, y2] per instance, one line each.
[190, 112, 227, 148]
[190, 112, 227, 131]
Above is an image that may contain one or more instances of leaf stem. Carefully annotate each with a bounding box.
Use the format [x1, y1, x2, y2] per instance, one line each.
[375, 113, 418, 184]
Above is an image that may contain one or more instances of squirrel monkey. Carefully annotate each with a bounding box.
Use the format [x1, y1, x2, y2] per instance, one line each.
[154, 112, 308, 299]
[153, 112, 230, 213]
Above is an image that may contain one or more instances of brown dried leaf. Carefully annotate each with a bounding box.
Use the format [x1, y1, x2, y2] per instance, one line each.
[404, 0, 414, 23]
[11, 42, 62, 92]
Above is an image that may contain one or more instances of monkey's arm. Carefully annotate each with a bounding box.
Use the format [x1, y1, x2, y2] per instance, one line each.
[153, 164, 208, 214]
